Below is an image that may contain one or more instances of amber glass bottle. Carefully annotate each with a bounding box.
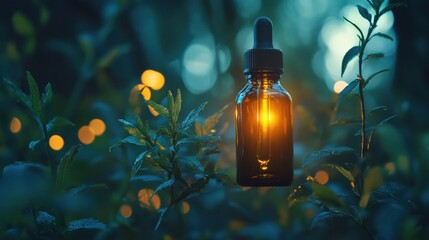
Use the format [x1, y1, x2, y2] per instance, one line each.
[235, 17, 293, 187]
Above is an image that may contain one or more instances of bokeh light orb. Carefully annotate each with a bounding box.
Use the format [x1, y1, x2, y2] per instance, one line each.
[49, 135, 64, 151]
[141, 70, 165, 90]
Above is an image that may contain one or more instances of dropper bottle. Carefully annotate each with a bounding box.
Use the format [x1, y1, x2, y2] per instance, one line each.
[235, 17, 293, 187]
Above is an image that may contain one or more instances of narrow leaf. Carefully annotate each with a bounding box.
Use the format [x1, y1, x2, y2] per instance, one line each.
[57, 145, 81, 189]
[288, 183, 312, 204]
[131, 175, 163, 182]
[118, 119, 145, 138]
[311, 211, 346, 229]
[365, 53, 384, 60]
[341, 46, 360, 77]
[331, 117, 361, 126]
[303, 146, 356, 168]
[311, 182, 345, 209]
[356, 5, 372, 24]
[152, 179, 175, 199]
[181, 102, 208, 130]
[109, 136, 145, 151]
[325, 164, 354, 182]
[27, 71, 42, 117]
[41, 83, 53, 106]
[132, 151, 150, 176]
[343, 17, 364, 41]
[174, 89, 182, 123]
[368, 106, 387, 115]
[167, 90, 175, 120]
[380, 3, 407, 16]
[12, 12, 34, 36]
[376, 114, 397, 128]
[338, 79, 359, 104]
[67, 218, 106, 232]
[195, 105, 227, 136]
[364, 69, 389, 87]
[29, 139, 42, 151]
[3, 79, 31, 108]
[372, 32, 393, 41]
[146, 100, 169, 118]
[365, 0, 375, 8]
[46, 116, 74, 133]
[155, 208, 168, 231]
[178, 156, 204, 173]
[68, 184, 108, 195]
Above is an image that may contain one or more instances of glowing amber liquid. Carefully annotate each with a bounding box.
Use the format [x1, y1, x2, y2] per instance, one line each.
[236, 74, 293, 186]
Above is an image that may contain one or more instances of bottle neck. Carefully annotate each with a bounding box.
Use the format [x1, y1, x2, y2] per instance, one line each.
[245, 72, 281, 85]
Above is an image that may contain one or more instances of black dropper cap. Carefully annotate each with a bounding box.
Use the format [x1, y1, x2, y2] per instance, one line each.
[243, 17, 283, 74]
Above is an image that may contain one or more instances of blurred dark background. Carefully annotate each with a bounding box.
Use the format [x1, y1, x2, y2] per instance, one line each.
[1, 0, 428, 239]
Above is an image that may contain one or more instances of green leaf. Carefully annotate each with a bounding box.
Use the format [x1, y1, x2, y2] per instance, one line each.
[27, 71, 42, 117]
[178, 156, 204, 173]
[331, 117, 361, 126]
[174, 89, 182, 123]
[341, 46, 360, 77]
[195, 105, 227, 136]
[376, 114, 397, 128]
[155, 208, 168, 231]
[311, 211, 346, 229]
[68, 184, 108, 195]
[3, 79, 31, 109]
[67, 218, 106, 232]
[132, 151, 150, 176]
[152, 178, 175, 199]
[311, 182, 345, 209]
[213, 172, 234, 186]
[109, 136, 145, 151]
[176, 135, 220, 146]
[146, 100, 169, 119]
[343, 17, 364, 42]
[325, 164, 354, 182]
[96, 48, 119, 70]
[368, 106, 387, 115]
[12, 12, 34, 37]
[364, 69, 389, 87]
[356, 5, 372, 24]
[372, 32, 393, 41]
[118, 119, 145, 138]
[181, 102, 208, 131]
[380, 3, 407, 16]
[131, 175, 163, 182]
[337, 79, 359, 105]
[303, 146, 356, 168]
[167, 90, 175, 120]
[41, 83, 53, 106]
[288, 183, 312, 205]
[29, 139, 42, 151]
[365, 53, 384, 60]
[365, 0, 375, 9]
[57, 145, 81, 189]
[46, 117, 74, 133]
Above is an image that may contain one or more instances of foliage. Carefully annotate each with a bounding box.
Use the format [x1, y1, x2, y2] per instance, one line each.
[114, 89, 231, 230]
[289, 1, 408, 239]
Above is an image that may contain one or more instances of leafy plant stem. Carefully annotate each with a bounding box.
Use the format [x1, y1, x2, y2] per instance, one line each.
[43, 125, 56, 180]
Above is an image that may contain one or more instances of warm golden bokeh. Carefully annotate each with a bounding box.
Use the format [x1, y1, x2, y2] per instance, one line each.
[141, 69, 165, 90]
[148, 105, 159, 116]
[89, 118, 106, 136]
[49, 135, 64, 151]
[119, 204, 132, 218]
[315, 170, 329, 185]
[138, 188, 161, 210]
[137, 84, 151, 101]
[333, 80, 348, 94]
[182, 201, 190, 214]
[10, 117, 22, 133]
[78, 126, 95, 145]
